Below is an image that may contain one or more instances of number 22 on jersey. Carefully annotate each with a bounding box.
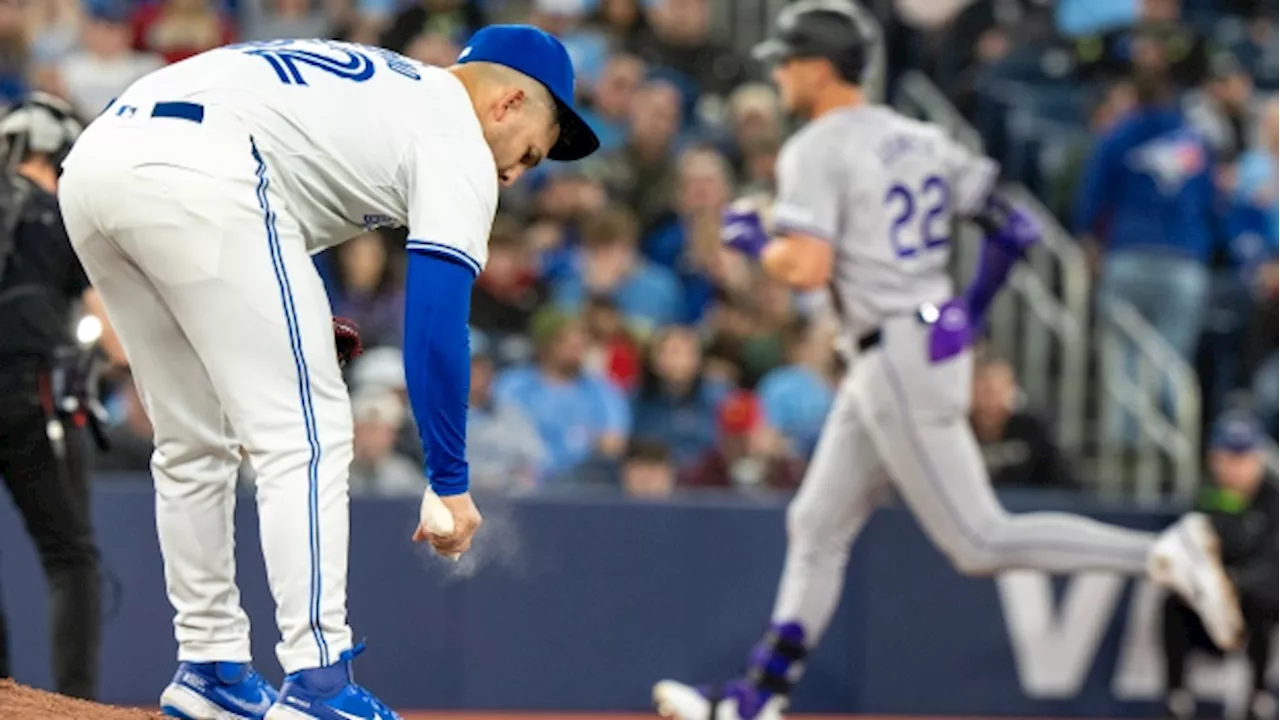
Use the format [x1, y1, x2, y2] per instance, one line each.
[885, 175, 952, 259]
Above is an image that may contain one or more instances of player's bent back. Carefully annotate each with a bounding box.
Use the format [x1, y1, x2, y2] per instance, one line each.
[77, 39, 495, 259]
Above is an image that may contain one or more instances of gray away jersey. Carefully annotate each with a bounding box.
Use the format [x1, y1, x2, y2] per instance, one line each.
[772, 105, 998, 339]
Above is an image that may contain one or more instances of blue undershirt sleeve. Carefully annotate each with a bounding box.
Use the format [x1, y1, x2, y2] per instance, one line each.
[403, 247, 475, 496]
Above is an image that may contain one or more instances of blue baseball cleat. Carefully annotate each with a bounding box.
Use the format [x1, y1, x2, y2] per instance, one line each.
[265, 643, 400, 720]
[160, 661, 278, 720]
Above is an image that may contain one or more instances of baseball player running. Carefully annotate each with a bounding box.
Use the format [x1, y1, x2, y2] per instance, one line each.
[652, 3, 1244, 719]
[58, 26, 598, 720]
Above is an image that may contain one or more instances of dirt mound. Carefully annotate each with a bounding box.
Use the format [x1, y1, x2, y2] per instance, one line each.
[0, 680, 162, 720]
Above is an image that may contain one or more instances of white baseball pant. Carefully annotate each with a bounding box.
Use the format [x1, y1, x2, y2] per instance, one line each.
[771, 314, 1157, 642]
[58, 101, 353, 673]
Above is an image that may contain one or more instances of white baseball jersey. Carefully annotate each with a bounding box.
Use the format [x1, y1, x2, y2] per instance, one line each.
[110, 38, 498, 273]
[60, 38, 509, 674]
[772, 104, 997, 338]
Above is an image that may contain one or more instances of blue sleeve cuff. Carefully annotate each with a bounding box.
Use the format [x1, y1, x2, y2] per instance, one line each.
[405, 238, 482, 277]
[403, 248, 476, 495]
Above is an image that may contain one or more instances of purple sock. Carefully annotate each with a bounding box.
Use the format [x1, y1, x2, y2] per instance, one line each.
[734, 621, 807, 717]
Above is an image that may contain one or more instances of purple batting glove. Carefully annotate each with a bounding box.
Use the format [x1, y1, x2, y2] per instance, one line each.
[985, 197, 1042, 254]
[722, 207, 770, 259]
[925, 298, 974, 364]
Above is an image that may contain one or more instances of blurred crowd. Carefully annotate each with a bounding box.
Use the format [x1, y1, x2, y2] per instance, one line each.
[4, 0, 1275, 499]
[38, 0, 846, 499]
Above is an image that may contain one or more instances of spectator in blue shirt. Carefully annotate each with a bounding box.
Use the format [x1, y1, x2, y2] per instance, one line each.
[756, 318, 836, 458]
[493, 309, 631, 483]
[524, 170, 607, 286]
[552, 204, 684, 338]
[1075, 67, 1219, 447]
[631, 325, 729, 468]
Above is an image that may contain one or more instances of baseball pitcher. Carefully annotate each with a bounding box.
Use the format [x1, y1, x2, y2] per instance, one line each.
[653, 3, 1245, 719]
[58, 26, 598, 720]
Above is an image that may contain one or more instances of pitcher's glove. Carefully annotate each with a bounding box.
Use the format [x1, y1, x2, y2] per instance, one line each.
[334, 317, 363, 369]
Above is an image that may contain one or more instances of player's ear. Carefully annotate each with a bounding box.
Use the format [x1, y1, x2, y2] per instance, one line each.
[496, 88, 526, 120]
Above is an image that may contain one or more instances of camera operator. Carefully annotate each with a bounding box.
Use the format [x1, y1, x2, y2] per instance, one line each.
[0, 92, 122, 700]
[1161, 411, 1278, 720]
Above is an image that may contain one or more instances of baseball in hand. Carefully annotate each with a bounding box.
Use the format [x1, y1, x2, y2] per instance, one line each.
[419, 488, 460, 561]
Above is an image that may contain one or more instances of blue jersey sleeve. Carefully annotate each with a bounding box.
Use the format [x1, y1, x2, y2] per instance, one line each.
[403, 248, 475, 496]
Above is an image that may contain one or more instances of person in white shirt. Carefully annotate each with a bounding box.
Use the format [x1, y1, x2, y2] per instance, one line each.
[58, 25, 598, 720]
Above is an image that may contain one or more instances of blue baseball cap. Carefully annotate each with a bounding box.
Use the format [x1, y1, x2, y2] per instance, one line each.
[1210, 411, 1264, 453]
[457, 25, 600, 162]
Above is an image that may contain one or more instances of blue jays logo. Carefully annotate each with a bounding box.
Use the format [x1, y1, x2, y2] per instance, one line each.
[1128, 132, 1208, 195]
